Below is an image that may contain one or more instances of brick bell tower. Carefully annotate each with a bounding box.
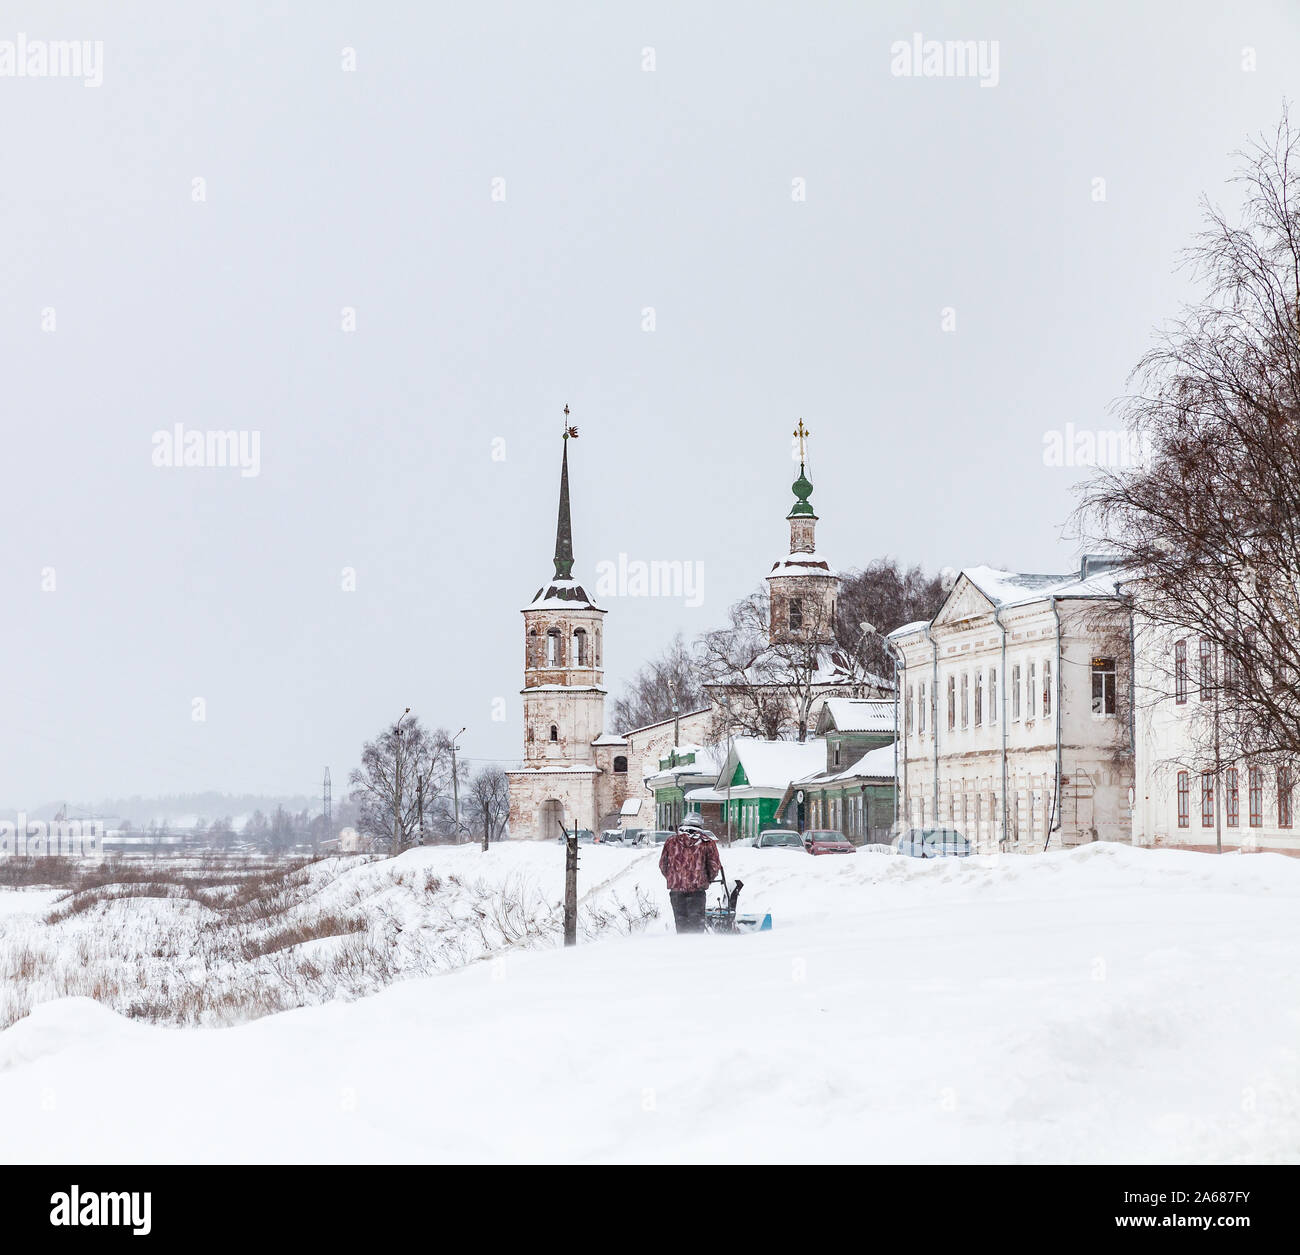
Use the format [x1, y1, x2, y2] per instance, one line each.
[766, 420, 839, 645]
[506, 411, 607, 838]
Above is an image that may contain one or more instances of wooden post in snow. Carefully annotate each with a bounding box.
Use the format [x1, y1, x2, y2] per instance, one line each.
[557, 819, 578, 946]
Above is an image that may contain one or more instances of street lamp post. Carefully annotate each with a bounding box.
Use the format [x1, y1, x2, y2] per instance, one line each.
[450, 726, 466, 844]
[720, 693, 734, 845]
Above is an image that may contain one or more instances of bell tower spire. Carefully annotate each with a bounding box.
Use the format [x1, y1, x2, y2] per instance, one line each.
[509, 405, 610, 842]
[554, 406, 577, 580]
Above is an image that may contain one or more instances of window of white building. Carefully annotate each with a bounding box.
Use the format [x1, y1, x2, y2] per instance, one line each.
[1091, 657, 1117, 715]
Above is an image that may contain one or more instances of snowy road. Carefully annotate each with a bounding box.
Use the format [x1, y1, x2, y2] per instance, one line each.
[0, 842, 1296, 1163]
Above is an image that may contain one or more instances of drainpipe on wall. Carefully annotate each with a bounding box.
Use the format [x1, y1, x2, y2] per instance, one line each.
[885, 638, 905, 829]
[1044, 596, 1064, 851]
[993, 604, 1010, 848]
[922, 622, 940, 824]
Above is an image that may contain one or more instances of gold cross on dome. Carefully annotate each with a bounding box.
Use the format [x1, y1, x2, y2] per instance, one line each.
[793, 419, 809, 463]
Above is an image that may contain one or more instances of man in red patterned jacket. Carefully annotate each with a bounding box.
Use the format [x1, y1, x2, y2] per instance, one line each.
[659, 812, 723, 933]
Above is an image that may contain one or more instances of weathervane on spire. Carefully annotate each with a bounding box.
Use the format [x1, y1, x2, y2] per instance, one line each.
[793, 418, 809, 466]
[563, 404, 578, 440]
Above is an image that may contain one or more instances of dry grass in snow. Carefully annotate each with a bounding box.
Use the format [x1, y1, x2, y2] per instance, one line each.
[0, 848, 659, 1030]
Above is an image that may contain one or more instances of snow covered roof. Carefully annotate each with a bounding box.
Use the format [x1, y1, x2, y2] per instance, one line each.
[591, 732, 627, 747]
[817, 698, 896, 735]
[890, 619, 930, 637]
[960, 558, 1128, 610]
[619, 798, 643, 816]
[767, 551, 838, 579]
[525, 578, 603, 612]
[523, 684, 608, 694]
[619, 706, 711, 739]
[704, 644, 891, 693]
[720, 738, 827, 791]
[505, 765, 601, 776]
[824, 742, 897, 783]
[644, 743, 728, 789]
[888, 558, 1128, 639]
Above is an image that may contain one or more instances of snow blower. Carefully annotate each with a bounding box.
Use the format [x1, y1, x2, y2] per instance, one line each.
[704, 870, 772, 934]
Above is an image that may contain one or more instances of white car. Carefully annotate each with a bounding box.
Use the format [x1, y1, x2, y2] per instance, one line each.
[753, 829, 806, 850]
[857, 842, 896, 855]
[892, 827, 972, 858]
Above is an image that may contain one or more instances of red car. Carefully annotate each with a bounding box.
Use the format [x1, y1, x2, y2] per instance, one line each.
[802, 829, 856, 855]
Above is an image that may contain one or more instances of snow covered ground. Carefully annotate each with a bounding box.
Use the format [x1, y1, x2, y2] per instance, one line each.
[0, 842, 1296, 1163]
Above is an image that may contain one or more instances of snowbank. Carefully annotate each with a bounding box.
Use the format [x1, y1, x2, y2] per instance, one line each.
[0, 842, 1296, 1163]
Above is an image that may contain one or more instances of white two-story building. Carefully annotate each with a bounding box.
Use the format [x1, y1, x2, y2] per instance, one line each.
[888, 558, 1135, 851]
[1128, 602, 1300, 854]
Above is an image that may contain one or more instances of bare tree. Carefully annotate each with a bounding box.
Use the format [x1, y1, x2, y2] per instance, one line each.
[349, 715, 456, 855]
[467, 765, 511, 849]
[836, 559, 946, 679]
[1077, 107, 1300, 769]
[700, 586, 856, 741]
[608, 632, 707, 732]
[698, 589, 790, 741]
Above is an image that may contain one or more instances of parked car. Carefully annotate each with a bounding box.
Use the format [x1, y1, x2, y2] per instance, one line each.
[596, 830, 632, 846]
[801, 829, 856, 855]
[893, 827, 972, 858]
[754, 829, 807, 850]
[556, 828, 597, 844]
[637, 830, 675, 847]
[857, 842, 896, 855]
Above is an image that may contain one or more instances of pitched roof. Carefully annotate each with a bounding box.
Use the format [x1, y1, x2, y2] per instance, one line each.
[618, 706, 711, 739]
[721, 738, 827, 791]
[817, 698, 896, 735]
[889, 558, 1128, 638]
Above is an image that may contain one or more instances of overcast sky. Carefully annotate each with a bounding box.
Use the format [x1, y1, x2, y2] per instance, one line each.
[1, 0, 1297, 806]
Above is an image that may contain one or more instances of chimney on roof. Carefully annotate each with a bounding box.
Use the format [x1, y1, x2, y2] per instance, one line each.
[1079, 553, 1124, 579]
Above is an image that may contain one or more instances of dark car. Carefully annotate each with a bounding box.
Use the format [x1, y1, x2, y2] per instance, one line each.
[893, 827, 972, 858]
[802, 829, 856, 855]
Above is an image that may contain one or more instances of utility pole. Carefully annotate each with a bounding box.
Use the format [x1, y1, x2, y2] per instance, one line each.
[393, 707, 410, 856]
[557, 817, 578, 946]
[451, 727, 466, 843]
[320, 767, 331, 856]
